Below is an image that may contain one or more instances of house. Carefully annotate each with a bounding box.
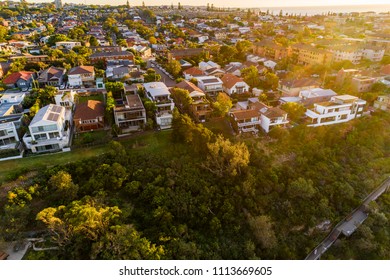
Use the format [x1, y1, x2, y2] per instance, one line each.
[264, 60, 277, 70]
[90, 51, 135, 64]
[73, 100, 105, 132]
[299, 88, 337, 106]
[37, 67, 66, 87]
[144, 82, 175, 129]
[67, 66, 95, 87]
[23, 104, 70, 153]
[305, 95, 366, 127]
[55, 41, 81, 50]
[0, 121, 20, 150]
[230, 109, 261, 134]
[183, 67, 204, 80]
[114, 94, 146, 133]
[279, 78, 320, 97]
[204, 67, 225, 77]
[351, 76, 377, 93]
[175, 80, 212, 122]
[374, 95, 390, 111]
[197, 76, 224, 96]
[199, 61, 221, 71]
[221, 74, 250, 95]
[3, 71, 35, 89]
[249, 100, 289, 133]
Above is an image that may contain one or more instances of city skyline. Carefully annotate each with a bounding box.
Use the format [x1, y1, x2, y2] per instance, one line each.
[24, 0, 390, 8]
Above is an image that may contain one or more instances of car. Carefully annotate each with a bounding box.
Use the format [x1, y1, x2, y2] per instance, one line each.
[60, 85, 65, 90]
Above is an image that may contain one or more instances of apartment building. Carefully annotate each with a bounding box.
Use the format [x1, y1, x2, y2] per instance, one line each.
[292, 44, 332, 66]
[351, 76, 377, 93]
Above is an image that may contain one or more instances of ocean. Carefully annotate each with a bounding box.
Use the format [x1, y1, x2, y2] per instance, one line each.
[255, 4, 390, 16]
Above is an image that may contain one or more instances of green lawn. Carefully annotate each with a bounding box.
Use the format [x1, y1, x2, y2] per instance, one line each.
[0, 130, 173, 184]
[204, 117, 233, 139]
[77, 93, 104, 104]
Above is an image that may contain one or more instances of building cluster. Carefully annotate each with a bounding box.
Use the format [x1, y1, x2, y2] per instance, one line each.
[0, 3, 389, 160]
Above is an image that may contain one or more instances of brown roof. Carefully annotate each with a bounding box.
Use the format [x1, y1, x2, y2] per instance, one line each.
[183, 66, 204, 76]
[176, 80, 204, 93]
[68, 66, 94, 75]
[262, 107, 287, 118]
[125, 94, 144, 109]
[3, 71, 34, 84]
[249, 101, 268, 111]
[221, 73, 245, 89]
[231, 109, 260, 120]
[74, 100, 104, 120]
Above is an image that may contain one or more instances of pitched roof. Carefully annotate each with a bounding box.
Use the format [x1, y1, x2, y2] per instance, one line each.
[183, 66, 204, 76]
[262, 107, 287, 118]
[74, 100, 105, 120]
[68, 66, 94, 75]
[38, 67, 65, 82]
[231, 109, 260, 120]
[30, 104, 64, 126]
[3, 71, 34, 84]
[90, 51, 134, 58]
[176, 80, 204, 94]
[221, 73, 245, 89]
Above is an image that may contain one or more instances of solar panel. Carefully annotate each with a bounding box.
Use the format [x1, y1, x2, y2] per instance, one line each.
[53, 106, 62, 113]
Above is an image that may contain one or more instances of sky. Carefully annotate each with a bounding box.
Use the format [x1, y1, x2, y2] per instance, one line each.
[26, 0, 390, 8]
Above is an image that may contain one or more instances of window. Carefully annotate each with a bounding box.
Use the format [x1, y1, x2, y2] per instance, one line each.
[0, 130, 7, 137]
[34, 133, 47, 140]
[49, 132, 60, 139]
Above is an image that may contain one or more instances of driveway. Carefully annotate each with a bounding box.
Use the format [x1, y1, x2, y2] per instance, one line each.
[146, 60, 177, 87]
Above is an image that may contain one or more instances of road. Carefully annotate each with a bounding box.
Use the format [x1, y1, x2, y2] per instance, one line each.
[306, 177, 390, 260]
[146, 59, 177, 87]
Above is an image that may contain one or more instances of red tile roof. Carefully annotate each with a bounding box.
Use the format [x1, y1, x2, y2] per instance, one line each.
[74, 100, 104, 120]
[231, 109, 260, 120]
[68, 66, 94, 75]
[3, 71, 34, 84]
[183, 66, 204, 76]
[221, 73, 245, 89]
[176, 80, 204, 93]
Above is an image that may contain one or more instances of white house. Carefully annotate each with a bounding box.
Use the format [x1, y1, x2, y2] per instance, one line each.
[0, 122, 19, 150]
[144, 82, 175, 129]
[264, 60, 277, 70]
[67, 66, 95, 87]
[197, 76, 224, 96]
[55, 41, 81, 50]
[305, 95, 366, 127]
[54, 90, 76, 110]
[221, 74, 250, 95]
[199, 61, 221, 71]
[23, 104, 70, 153]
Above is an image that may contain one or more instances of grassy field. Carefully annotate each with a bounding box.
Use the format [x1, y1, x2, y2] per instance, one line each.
[0, 130, 173, 184]
[203, 117, 233, 139]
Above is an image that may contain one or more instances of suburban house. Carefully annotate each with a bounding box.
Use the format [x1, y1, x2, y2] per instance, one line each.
[3, 71, 35, 89]
[299, 88, 337, 106]
[67, 66, 95, 87]
[0, 121, 19, 150]
[374, 95, 390, 111]
[305, 95, 366, 127]
[221, 74, 250, 95]
[73, 100, 105, 133]
[230, 109, 261, 134]
[351, 76, 377, 93]
[197, 76, 224, 96]
[23, 104, 70, 153]
[249, 100, 289, 133]
[183, 67, 204, 80]
[114, 94, 147, 133]
[144, 82, 175, 129]
[199, 61, 221, 72]
[175, 80, 212, 122]
[37, 66, 66, 87]
[55, 41, 81, 50]
[279, 78, 320, 97]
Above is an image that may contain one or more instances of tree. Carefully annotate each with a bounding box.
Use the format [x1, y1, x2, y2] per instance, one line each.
[171, 88, 192, 114]
[280, 102, 306, 123]
[105, 81, 124, 96]
[149, 36, 157, 45]
[105, 91, 115, 125]
[247, 215, 277, 249]
[241, 66, 261, 88]
[235, 40, 252, 61]
[166, 59, 182, 77]
[90, 225, 164, 260]
[9, 58, 27, 72]
[143, 68, 161, 83]
[203, 135, 250, 177]
[0, 25, 8, 42]
[212, 92, 232, 117]
[89, 36, 99, 47]
[47, 34, 70, 46]
[49, 171, 79, 203]
[263, 72, 279, 91]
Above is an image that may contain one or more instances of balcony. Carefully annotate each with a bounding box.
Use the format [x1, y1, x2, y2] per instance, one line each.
[237, 120, 261, 127]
